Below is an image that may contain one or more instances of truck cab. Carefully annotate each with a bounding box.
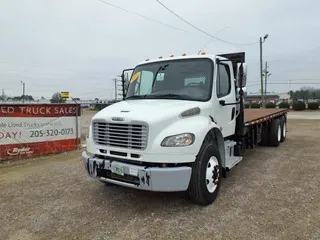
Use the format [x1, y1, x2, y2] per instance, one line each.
[82, 52, 249, 205]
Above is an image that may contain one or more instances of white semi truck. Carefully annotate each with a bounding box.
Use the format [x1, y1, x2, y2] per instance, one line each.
[82, 52, 288, 205]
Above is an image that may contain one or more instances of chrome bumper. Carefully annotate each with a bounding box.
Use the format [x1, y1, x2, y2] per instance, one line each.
[82, 151, 192, 192]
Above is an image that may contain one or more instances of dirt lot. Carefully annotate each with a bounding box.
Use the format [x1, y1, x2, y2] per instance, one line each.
[1, 112, 320, 239]
[80, 109, 96, 141]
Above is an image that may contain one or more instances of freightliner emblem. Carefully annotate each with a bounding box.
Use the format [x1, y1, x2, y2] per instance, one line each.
[111, 117, 124, 121]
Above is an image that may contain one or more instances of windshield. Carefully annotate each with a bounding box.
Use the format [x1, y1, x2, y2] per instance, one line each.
[125, 58, 213, 101]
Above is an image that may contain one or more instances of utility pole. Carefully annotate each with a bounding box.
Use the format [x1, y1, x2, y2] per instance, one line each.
[289, 79, 293, 102]
[21, 81, 26, 103]
[289, 79, 292, 92]
[264, 61, 268, 101]
[259, 34, 269, 107]
[263, 61, 271, 103]
[260, 37, 264, 106]
[113, 78, 117, 101]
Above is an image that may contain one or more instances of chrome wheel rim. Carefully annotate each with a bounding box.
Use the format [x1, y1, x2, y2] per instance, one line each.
[206, 157, 220, 193]
[277, 124, 281, 142]
[283, 122, 286, 138]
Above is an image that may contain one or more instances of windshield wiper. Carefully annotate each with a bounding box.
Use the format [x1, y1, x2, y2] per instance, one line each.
[126, 94, 191, 100]
[148, 93, 190, 100]
[125, 95, 145, 100]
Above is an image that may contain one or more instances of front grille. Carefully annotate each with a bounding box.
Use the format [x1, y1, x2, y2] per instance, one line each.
[93, 122, 148, 150]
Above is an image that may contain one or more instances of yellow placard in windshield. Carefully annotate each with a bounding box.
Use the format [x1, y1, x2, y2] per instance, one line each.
[130, 72, 140, 83]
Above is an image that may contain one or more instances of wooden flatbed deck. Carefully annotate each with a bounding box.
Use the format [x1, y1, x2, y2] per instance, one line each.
[244, 108, 288, 125]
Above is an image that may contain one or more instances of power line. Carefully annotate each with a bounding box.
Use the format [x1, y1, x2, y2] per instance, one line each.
[0, 68, 109, 79]
[282, 79, 320, 82]
[247, 82, 320, 87]
[0, 76, 109, 85]
[198, 25, 230, 54]
[249, 78, 320, 84]
[155, 0, 259, 46]
[96, 0, 204, 39]
[0, 59, 112, 75]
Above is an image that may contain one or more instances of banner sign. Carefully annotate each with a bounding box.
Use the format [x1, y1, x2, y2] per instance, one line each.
[60, 92, 69, 98]
[0, 104, 81, 161]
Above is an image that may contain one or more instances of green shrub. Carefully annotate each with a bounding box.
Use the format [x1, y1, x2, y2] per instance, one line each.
[250, 103, 261, 109]
[95, 104, 109, 111]
[278, 102, 290, 109]
[265, 102, 276, 108]
[308, 102, 319, 110]
[245, 103, 250, 108]
[292, 101, 306, 111]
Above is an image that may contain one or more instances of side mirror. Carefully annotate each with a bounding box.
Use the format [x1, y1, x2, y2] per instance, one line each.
[121, 68, 134, 98]
[237, 63, 247, 88]
[122, 69, 134, 88]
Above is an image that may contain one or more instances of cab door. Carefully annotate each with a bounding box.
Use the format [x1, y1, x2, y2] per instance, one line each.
[213, 62, 237, 137]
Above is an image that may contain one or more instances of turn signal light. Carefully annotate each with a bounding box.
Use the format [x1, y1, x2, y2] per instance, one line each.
[145, 58, 150, 61]
[201, 52, 206, 55]
[159, 56, 163, 59]
[170, 54, 174, 57]
[182, 53, 187, 56]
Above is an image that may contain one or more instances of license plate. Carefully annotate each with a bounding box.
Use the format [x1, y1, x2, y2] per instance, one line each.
[111, 164, 124, 176]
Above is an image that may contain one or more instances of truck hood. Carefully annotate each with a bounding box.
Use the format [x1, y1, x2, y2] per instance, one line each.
[93, 99, 211, 124]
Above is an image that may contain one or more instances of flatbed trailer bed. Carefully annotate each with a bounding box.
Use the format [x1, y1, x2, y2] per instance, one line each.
[237, 108, 289, 153]
[244, 108, 289, 126]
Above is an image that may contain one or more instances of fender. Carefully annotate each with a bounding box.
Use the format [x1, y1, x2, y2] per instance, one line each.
[198, 122, 226, 168]
[150, 115, 225, 163]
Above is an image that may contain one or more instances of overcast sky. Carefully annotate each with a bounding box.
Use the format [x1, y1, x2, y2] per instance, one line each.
[1, 0, 320, 100]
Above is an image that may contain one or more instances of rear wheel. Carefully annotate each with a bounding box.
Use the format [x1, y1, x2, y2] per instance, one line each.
[188, 142, 222, 205]
[280, 117, 287, 142]
[268, 118, 281, 147]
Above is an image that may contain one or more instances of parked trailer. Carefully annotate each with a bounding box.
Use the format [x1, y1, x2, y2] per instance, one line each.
[82, 52, 288, 205]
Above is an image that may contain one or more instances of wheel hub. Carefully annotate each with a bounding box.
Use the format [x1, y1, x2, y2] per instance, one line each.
[277, 125, 281, 142]
[206, 157, 220, 193]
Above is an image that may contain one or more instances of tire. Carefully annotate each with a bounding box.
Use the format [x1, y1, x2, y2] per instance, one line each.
[188, 142, 222, 206]
[280, 117, 287, 142]
[268, 118, 281, 147]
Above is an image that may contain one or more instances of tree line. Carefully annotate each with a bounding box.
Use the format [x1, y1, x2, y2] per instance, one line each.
[289, 87, 320, 100]
[2, 87, 319, 103]
[0, 95, 34, 101]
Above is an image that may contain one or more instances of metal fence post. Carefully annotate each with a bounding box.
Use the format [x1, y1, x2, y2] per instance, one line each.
[72, 98, 80, 150]
[76, 104, 79, 149]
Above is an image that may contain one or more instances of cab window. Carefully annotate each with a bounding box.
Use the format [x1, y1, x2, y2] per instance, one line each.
[217, 64, 231, 98]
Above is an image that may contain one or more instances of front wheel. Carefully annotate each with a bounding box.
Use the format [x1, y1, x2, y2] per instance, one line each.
[188, 142, 222, 206]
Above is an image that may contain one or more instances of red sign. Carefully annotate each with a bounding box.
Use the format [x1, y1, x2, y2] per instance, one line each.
[0, 104, 81, 161]
[0, 104, 81, 117]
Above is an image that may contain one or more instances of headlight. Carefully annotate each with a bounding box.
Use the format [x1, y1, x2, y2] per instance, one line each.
[161, 133, 195, 147]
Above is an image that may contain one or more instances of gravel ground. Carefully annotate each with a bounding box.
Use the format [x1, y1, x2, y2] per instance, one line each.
[1, 116, 320, 239]
[287, 111, 320, 120]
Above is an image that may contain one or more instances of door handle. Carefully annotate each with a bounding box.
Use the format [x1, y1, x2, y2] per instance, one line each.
[231, 107, 235, 120]
[219, 100, 240, 106]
